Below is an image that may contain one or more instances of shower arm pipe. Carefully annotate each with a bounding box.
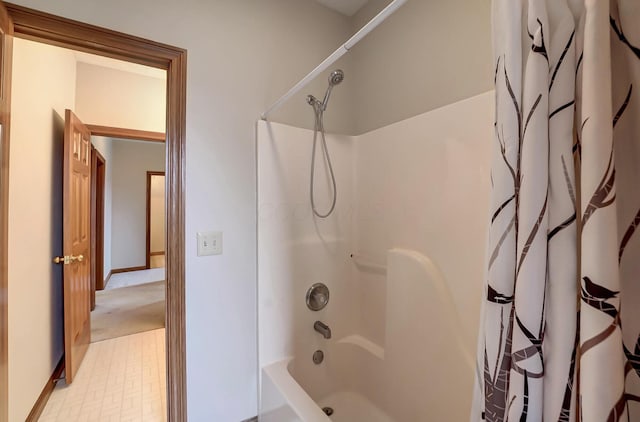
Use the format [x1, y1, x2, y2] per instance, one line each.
[260, 0, 408, 120]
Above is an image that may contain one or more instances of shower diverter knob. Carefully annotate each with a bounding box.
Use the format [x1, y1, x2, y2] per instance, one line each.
[306, 283, 330, 311]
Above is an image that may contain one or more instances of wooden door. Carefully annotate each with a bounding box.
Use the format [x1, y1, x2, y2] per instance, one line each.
[0, 1, 11, 419]
[61, 109, 92, 384]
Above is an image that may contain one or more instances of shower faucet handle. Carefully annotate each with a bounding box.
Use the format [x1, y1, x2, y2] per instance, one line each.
[306, 283, 330, 311]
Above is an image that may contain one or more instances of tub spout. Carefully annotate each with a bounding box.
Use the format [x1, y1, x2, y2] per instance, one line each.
[314, 321, 331, 339]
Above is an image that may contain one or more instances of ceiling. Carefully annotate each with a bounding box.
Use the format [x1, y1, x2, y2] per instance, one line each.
[313, 0, 370, 16]
[73, 50, 166, 80]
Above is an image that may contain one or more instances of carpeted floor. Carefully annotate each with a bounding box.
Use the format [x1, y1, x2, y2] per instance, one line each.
[105, 267, 165, 289]
[91, 280, 165, 343]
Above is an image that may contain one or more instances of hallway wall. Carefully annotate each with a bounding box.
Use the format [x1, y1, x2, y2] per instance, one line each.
[150, 174, 165, 254]
[75, 62, 166, 132]
[7, 37, 77, 422]
[110, 140, 165, 269]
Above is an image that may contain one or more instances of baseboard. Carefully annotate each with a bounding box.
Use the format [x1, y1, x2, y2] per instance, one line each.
[26, 355, 64, 422]
[150, 251, 165, 256]
[111, 265, 147, 274]
[102, 270, 113, 289]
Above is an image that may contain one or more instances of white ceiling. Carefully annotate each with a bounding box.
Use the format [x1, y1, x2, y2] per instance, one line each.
[313, 0, 370, 16]
[73, 50, 166, 80]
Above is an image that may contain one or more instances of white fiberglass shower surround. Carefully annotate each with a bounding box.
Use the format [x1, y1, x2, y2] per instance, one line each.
[258, 93, 494, 421]
[257, 1, 491, 420]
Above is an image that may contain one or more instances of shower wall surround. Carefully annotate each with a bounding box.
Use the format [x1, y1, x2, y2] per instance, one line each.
[258, 122, 357, 368]
[258, 91, 493, 419]
[354, 91, 493, 351]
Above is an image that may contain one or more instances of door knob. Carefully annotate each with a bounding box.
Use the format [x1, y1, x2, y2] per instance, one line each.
[53, 255, 84, 265]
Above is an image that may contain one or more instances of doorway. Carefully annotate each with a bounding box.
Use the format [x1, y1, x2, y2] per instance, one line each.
[89, 136, 166, 344]
[0, 3, 186, 422]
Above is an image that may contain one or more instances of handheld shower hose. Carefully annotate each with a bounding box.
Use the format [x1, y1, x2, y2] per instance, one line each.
[307, 70, 343, 218]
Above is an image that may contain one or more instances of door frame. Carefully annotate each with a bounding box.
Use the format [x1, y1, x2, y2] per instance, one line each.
[90, 145, 106, 309]
[0, 4, 11, 422]
[2, 3, 187, 421]
[146, 171, 165, 269]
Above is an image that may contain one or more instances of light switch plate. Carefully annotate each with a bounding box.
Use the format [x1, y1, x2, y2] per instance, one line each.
[197, 231, 222, 256]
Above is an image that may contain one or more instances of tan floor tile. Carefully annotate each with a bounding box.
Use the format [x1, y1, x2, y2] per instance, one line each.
[39, 329, 166, 422]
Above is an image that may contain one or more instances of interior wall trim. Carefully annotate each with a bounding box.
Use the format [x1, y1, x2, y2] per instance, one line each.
[87, 124, 165, 143]
[111, 265, 147, 274]
[25, 356, 64, 422]
[103, 269, 113, 289]
[0, 3, 13, 420]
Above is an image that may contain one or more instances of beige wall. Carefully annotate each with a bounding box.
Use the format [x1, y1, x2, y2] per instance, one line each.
[110, 140, 165, 269]
[92, 137, 166, 275]
[77, 61, 166, 275]
[150, 174, 165, 253]
[75, 62, 166, 132]
[8, 38, 76, 422]
[349, 0, 493, 134]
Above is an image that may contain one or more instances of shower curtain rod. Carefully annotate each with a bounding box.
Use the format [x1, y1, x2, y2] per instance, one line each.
[260, 0, 408, 120]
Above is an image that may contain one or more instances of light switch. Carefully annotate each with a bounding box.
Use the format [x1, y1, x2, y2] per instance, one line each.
[197, 231, 222, 256]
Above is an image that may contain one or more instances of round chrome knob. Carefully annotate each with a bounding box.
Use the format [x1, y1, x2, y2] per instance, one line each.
[306, 283, 329, 311]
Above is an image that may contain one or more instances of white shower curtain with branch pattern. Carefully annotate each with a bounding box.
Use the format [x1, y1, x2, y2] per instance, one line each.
[473, 0, 640, 420]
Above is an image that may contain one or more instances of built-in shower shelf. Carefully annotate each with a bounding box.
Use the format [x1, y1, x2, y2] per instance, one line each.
[350, 253, 387, 275]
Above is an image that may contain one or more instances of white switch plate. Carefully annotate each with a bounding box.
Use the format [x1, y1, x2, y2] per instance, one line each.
[197, 231, 222, 256]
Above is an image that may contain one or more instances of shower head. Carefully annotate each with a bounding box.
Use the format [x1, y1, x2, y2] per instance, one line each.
[328, 69, 344, 86]
[321, 69, 344, 111]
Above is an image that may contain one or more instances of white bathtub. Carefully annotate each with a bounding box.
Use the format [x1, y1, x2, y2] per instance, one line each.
[259, 248, 477, 422]
[260, 335, 391, 422]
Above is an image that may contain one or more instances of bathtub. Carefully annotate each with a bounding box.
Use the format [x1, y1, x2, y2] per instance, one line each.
[260, 335, 390, 422]
[259, 248, 477, 422]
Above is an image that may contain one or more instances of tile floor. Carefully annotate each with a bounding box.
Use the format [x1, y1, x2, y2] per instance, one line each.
[39, 329, 167, 422]
[106, 268, 165, 290]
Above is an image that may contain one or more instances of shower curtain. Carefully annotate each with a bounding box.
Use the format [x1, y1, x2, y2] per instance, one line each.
[473, 0, 640, 420]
